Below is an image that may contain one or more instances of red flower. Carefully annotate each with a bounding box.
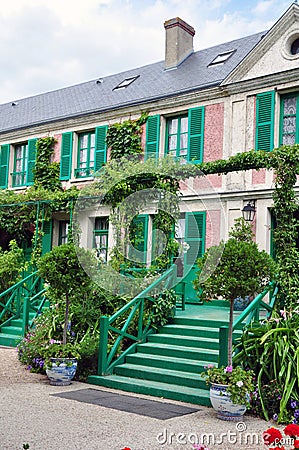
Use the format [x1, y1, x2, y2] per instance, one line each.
[121, 448, 131, 450]
[294, 439, 299, 448]
[284, 423, 299, 437]
[263, 427, 283, 445]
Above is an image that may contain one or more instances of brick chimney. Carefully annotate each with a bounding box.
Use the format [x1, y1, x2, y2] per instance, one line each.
[164, 17, 195, 70]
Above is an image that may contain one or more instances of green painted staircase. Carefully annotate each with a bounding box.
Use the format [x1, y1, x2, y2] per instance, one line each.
[88, 310, 243, 406]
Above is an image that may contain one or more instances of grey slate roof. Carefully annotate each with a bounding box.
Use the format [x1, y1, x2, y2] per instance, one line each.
[0, 30, 266, 134]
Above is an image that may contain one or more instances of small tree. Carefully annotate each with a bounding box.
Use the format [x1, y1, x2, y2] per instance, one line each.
[37, 243, 98, 345]
[193, 218, 276, 366]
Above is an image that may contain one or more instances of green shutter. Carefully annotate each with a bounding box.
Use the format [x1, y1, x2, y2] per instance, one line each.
[187, 107, 205, 163]
[145, 115, 160, 160]
[94, 126, 107, 172]
[129, 214, 148, 264]
[255, 91, 275, 152]
[41, 220, 53, 255]
[26, 139, 37, 185]
[60, 132, 73, 180]
[185, 212, 206, 266]
[0, 144, 10, 189]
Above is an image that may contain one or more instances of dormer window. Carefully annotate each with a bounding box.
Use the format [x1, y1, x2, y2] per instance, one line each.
[208, 50, 235, 66]
[113, 75, 140, 90]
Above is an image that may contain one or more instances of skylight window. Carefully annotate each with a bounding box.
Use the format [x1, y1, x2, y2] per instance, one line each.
[113, 75, 140, 90]
[208, 50, 235, 66]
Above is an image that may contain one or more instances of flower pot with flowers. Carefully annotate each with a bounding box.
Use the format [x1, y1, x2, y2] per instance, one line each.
[194, 218, 276, 420]
[202, 364, 254, 421]
[37, 243, 98, 385]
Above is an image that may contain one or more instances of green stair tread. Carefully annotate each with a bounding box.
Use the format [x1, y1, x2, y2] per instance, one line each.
[148, 334, 219, 343]
[0, 326, 22, 334]
[127, 353, 216, 368]
[163, 324, 242, 334]
[139, 342, 219, 354]
[88, 374, 211, 406]
[115, 363, 207, 383]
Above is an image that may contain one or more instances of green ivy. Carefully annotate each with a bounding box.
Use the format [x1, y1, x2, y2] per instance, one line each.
[34, 137, 62, 191]
[106, 113, 148, 159]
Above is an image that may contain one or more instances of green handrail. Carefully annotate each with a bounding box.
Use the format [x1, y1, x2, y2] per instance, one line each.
[219, 281, 278, 367]
[0, 271, 45, 336]
[97, 264, 178, 375]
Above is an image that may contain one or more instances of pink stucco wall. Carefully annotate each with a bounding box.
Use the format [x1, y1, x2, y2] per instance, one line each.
[252, 168, 266, 184]
[203, 103, 224, 163]
[206, 210, 221, 248]
[193, 103, 224, 190]
[53, 134, 62, 163]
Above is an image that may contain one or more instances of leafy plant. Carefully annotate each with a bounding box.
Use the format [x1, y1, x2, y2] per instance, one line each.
[149, 289, 177, 329]
[37, 243, 98, 345]
[194, 218, 276, 366]
[106, 113, 148, 159]
[0, 240, 24, 291]
[34, 136, 62, 191]
[202, 365, 254, 407]
[234, 308, 299, 423]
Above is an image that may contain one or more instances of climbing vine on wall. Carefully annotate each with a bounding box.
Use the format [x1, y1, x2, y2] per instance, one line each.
[34, 137, 61, 191]
[106, 113, 148, 160]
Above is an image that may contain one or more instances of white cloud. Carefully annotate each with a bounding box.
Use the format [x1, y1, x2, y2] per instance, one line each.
[0, 0, 294, 103]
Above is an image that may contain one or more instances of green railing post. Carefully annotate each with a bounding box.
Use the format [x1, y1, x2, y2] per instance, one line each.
[219, 325, 229, 367]
[137, 299, 144, 341]
[22, 297, 30, 337]
[98, 316, 109, 376]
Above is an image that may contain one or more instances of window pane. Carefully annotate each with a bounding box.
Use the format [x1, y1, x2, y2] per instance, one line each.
[168, 118, 178, 134]
[283, 97, 297, 116]
[282, 134, 296, 145]
[283, 116, 296, 134]
[80, 134, 88, 148]
[180, 117, 188, 133]
[180, 134, 188, 151]
[90, 133, 95, 147]
[80, 149, 88, 163]
[168, 135, 177, 150]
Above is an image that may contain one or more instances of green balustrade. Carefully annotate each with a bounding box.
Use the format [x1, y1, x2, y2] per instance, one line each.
[0, 271, 46, 337]
[219, 281, 278, 366]
[97, 264, 178, 375]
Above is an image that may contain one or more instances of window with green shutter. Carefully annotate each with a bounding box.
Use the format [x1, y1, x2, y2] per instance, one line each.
[255, 91, 275, 152]
[12, 140, 37, 187]
[75, 131, 95, 178]
[165, 107, 204, 163]
[0, 144, 10, 189]
[145, 115, 160, 160]
[280, 92, 299, 146]
[60, 132, 73, 180]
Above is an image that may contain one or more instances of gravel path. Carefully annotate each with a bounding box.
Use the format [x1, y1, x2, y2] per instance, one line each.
[0, 346, 279, 450]
[0, 346, 46, 385]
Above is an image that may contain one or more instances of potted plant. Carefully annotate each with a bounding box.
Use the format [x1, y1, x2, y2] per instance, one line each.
[202, 364, 254, 420]
[37, 243, 97, 385]
[194, 218, 276, 418]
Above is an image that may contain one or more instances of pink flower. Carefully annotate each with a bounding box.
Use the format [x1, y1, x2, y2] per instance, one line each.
[225, 365, 233, 373]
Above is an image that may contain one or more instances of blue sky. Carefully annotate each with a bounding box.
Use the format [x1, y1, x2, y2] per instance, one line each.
[0, 0, 293, 104]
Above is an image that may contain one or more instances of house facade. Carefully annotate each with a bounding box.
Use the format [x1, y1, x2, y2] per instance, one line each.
[0, 4, 299, 294]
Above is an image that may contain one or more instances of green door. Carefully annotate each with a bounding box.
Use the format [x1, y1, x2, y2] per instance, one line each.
[182, 212, 206, 302]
